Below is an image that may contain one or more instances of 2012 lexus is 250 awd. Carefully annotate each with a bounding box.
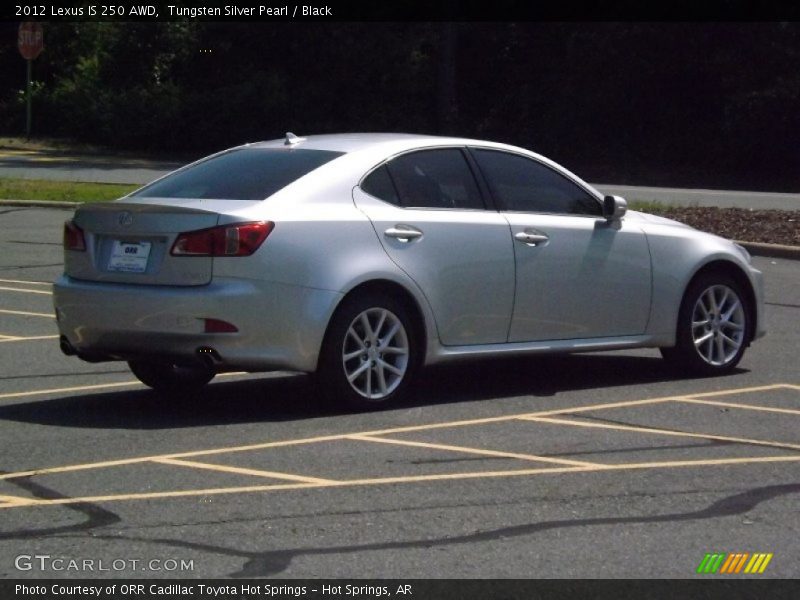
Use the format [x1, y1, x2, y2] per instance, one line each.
[54, 133, 765, 409]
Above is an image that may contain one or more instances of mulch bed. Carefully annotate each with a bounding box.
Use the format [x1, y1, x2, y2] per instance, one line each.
[650, 207, 799, 247]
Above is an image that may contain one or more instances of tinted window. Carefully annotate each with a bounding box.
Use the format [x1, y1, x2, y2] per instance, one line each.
[361, 165, 399, 205]
[473, 149, 601, 216]
[387, 149, 484, 210]
[134, 148, 343, 201]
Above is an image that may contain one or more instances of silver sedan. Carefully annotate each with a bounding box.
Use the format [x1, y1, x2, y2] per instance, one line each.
[54, 133, 765, 409]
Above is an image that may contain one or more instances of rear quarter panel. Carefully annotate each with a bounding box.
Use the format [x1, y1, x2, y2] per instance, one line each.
[212, 197, 440, 367]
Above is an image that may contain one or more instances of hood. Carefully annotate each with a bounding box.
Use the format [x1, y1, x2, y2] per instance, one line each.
[625, 209, 695, 230]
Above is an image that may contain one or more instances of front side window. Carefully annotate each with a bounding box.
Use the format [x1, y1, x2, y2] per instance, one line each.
[385, 149, 484, 210]
[134, 148, 343, 201]
[472, 149, 601, 216]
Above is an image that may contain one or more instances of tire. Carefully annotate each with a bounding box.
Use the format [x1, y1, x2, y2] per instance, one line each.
[317, 291, 419, 410]
[128, 360, 215, 393]
[660, 273, 751, 375]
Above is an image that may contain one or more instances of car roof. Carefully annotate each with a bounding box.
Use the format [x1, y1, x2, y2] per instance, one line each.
[244, 132, 513, 154]
[226, 132, 602, 206]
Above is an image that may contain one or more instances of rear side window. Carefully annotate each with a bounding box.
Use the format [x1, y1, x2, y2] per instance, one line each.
[361, 165, 400, 205]
[386, 149, 484, 210]
[473, 149, 601, 216]
[133, 148, 343, 201]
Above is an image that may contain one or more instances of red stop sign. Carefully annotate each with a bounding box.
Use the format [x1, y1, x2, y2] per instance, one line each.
[18, 22, 44, 60]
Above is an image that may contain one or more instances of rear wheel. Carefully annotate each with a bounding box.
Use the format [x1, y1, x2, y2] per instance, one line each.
[317, 292, 419, 410]
[128, 360, 215, 393]
[660, 273, 751, 375]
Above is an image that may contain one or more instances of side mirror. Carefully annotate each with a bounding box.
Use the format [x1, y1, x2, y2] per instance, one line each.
[603, 195, 628, 221]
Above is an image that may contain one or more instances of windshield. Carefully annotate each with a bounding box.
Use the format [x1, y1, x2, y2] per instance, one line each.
[133, 148, 344, 200]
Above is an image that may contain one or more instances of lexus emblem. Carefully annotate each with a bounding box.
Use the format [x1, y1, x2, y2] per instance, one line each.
[118, 211, 134, 227]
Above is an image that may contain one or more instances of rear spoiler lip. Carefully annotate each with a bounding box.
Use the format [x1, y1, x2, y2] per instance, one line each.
[77, 198, 265, 216]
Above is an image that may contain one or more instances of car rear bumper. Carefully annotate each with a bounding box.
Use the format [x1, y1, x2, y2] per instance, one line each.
[53, 275, 342, 372]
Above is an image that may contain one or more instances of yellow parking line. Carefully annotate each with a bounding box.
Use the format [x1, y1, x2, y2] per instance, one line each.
[0, 398, 679, 479]
[0, 467, 587, 508]
[675, 397, 800, 416]
[0, 308, 55, 318]
[355, 396, 683, 439]
[520, 416, 800, 452]
[0, 381, 141, 403]
[350, 386, 787, 439]
[0, 455, 151, 480]
[0, 413, 614, 480]
[1, 398, 675, 478]
[347, 434, 604, 468]
[0, 335, 59, 343]
[0, 494, 30, 506]
[151, 457, 336, 484]
[0, 410, 550, 479]
[689, 383, 791, 398]
[0, 278, 52, 286]
[1, 383, 793, 481]
[0, 286, 52, 295]
[0, 481, 324, 508]
[0, 435, 348, 480]
[0, 150, 47, 157]
[0, 371, 250, 404]
[608, 455, 800, 470]
[0, 334, 20, 340]
[3, 454, 800, 510]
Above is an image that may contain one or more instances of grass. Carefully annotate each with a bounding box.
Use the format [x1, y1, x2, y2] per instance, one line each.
[0, 178, 138, 203]
[628, 199, 667, 213]
[0, 136, 108, 154]
[0, 136, 196, 162]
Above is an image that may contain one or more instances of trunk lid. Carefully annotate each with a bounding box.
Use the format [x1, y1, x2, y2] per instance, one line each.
[67, 200, 223, 286]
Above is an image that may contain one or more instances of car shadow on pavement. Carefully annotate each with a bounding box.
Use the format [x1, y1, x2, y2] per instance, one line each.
[0, 353, 747, 430]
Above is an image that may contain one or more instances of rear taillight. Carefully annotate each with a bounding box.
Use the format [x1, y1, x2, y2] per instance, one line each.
[203, 318, 238, 333]
[171, 221, 274, 257]
[63, 220, 86, 252]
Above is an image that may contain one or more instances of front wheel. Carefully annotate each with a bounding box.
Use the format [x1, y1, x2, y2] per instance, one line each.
[128, 360, 215, 393]
[660, 274, 751, 375]
[317, 292, 419, 410]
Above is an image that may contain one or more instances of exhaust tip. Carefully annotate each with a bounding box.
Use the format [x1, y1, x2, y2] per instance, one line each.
[196, 346, 222, 368]
[59, 336, 76, 356]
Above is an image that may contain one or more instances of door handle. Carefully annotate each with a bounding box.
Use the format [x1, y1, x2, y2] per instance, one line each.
[514, 231, 549, 246]
[385, 226, 423, 242]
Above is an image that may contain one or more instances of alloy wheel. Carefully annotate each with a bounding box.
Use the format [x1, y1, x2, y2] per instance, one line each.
[342, 307, 410, 400]
[691, 284, 746, 366]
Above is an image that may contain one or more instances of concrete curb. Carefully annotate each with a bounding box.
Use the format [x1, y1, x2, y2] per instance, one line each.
[735, 240, 800, 260]
[1, 199, 798, 260]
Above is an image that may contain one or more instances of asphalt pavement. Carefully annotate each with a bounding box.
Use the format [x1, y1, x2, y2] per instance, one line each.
[0, 148, 183, 185]
[0, 206, 798, 579]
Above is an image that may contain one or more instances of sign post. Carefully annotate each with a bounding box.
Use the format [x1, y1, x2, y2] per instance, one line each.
[18, 22, 44, 138]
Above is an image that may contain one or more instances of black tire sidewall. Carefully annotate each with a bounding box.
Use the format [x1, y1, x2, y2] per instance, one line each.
[128, 360, 214, 393]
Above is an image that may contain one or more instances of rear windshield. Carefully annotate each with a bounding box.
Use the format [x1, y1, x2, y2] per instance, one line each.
[132, 148, 344, 200]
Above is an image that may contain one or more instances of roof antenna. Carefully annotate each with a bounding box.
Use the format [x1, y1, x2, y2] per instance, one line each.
[284, 132, 306, 145]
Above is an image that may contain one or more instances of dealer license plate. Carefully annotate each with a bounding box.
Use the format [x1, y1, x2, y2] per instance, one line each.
[108, 241, 151, 273]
